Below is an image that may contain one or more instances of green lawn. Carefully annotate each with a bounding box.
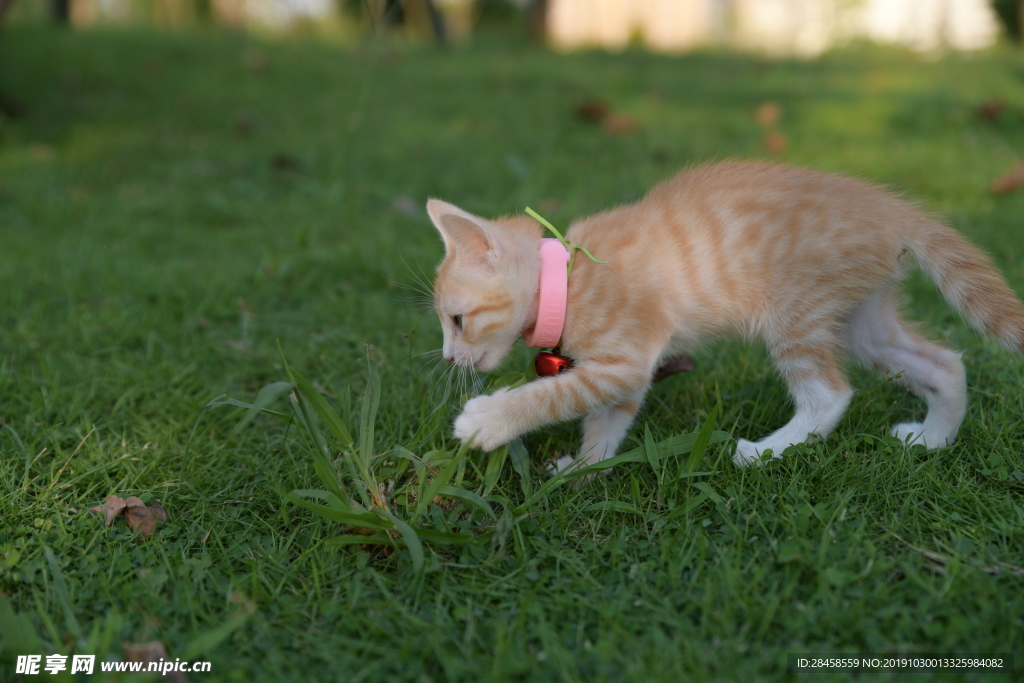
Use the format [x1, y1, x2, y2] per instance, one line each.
[2, 24, 1024, 682]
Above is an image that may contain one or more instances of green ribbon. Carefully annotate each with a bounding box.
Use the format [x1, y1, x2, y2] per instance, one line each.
[525, 207, 607, 279]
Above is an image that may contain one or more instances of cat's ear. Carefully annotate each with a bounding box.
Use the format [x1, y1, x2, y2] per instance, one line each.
[426, 199, 498, 268]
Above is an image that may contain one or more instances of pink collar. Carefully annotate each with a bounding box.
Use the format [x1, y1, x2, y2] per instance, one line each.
[522, 238, 571, 348]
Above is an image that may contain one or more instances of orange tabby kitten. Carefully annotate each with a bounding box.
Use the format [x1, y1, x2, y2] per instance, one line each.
[426, 162, 1024, 470]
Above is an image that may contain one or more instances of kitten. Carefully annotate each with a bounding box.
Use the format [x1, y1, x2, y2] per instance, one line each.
[425, 162, 1024, 470]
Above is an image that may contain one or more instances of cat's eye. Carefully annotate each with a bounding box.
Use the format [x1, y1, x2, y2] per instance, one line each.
[451, 314, 463, 331]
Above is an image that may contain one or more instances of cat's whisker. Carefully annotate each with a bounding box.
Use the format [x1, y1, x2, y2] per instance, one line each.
[409, 348, 443, 363]
[399, 254, 439, 300]
[419, 355, 446, 378]
[430, 358, 455, 397]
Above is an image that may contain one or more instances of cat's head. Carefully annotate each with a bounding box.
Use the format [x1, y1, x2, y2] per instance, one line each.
[426, 200, 542, 372]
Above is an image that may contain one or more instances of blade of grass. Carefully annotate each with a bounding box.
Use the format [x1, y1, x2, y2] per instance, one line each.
[284, 492, 389, 529]
[481, 444, 509, 497]
[665, 492, 711, 520]
[437, 485, 495, 518]
[0, 594, 44, 656]
[289, 370, 354, 448]
[584, 501, 643, 514]
[415, 457, 461, 522]
[691, 481, 723, 504]
[359, 348, 381, 469]
[180, 607, 253, 661]
[378, 509, 425, 573]
[289, 392, 356, 507]
[508, 437, 532, 498]
[43, 546, 83, 642]
[413, 529, 475, 545]
[324, 534, 396, 548]
[684, 403, 722, 475]
[644, 424, 660, 480]
[231, 381, 295, 434]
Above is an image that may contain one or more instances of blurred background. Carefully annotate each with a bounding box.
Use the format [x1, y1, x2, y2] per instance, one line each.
[1, 0, 1022, 54]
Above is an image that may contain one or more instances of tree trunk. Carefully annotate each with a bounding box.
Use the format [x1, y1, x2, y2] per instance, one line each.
[423, 0, 447, 44]
[52, 0, 69, 24]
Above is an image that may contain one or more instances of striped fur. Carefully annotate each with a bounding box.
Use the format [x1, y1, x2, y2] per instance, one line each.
[426, 162, 1024, 468]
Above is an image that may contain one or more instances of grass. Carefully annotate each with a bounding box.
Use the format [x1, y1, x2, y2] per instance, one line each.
[2, 23, 1024, 682]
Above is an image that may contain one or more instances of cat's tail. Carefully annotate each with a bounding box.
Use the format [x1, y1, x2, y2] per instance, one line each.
[906, 221, 1024, 354]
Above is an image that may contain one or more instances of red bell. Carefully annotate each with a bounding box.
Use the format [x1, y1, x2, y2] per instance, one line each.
[534, 351, 574, 377]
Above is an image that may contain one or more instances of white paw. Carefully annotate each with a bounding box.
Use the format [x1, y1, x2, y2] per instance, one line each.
[890, 422, 953, 449]
[453, 389, 512, 451]
[546, 454, 608, 486]
[546, 454, 577, 477]
[732, 439, 782, 468]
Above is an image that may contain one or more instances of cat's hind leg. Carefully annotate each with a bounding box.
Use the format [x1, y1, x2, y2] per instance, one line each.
[734, 333, 853, 466]
[551, 389, 647, 475]
[844, 289, 966, 448]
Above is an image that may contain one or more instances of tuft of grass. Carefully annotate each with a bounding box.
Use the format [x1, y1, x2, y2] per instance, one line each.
[205, 355, 728, 577]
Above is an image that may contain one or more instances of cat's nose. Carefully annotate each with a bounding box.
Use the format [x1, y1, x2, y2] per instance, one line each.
[444, 356, 455, 363]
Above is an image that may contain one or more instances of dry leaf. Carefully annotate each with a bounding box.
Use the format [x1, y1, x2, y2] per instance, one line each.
[763, 130, 788, 154]
[755, 101, 781, 127]
[976, 98, 1006, 121]
[121, 641, 186, 683]
[574, 98, 610, 123]
[91, 495, 126, 527]
[271, 152, 300, 172]
[125, 507, 155, 539]
[991, 164, 1024, 194]
[602, 113, 638, 135]
[149, 501, 168, 522]
[92, 494, 169, 537]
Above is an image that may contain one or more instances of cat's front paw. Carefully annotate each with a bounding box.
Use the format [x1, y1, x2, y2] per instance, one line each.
[454, 389, 513, 451]
[732, 439, 781, 468]
[890, 422, 954, 449]
[546, 454, 607, 487]
[546, 454, 576, 477]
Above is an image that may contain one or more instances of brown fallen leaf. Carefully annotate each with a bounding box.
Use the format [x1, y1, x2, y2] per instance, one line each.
[121, 641, 186, 683]
[89, 495, 126, 527]
[271, 152, 300, 172]
[125, 507, 155, 538]
[602, 113, 639, 135]
[575, 98, 610, 123]
[763, 130, 788, 154]
[149, 500, 168, 522]
[755, 101, 781, 127]
[991, 163, 1024, 194]
[976, 98, 1006, 121]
